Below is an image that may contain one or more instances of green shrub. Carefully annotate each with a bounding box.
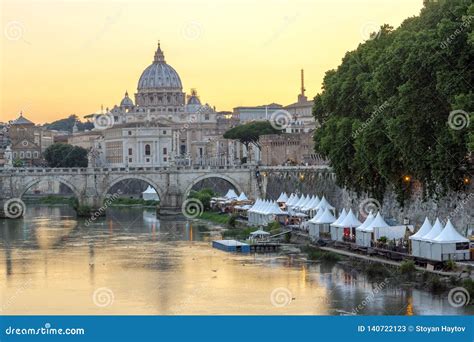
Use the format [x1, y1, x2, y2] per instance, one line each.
[426, 275, 445, 292]
[443, 260, 457, 271]
[303, 245, 342, 262]
[228, 214, 238, 228]
[365, 263, 391, 279]
[266, 221, 280, 230]
[400, 260, 416, 275]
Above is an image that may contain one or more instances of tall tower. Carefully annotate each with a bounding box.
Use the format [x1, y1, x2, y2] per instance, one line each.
[298, 69, 307, 103]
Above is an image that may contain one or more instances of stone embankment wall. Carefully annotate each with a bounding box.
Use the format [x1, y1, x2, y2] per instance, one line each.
[264, 170, 473, 232]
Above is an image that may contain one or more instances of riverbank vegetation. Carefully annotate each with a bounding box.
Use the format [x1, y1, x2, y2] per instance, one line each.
[313, 0, 473, 204]
[302, 245, 343, 262]
[109, 198, 159, 207]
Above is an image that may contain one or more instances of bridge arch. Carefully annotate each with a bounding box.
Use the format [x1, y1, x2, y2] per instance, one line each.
[20, 176, 82, 199]
[102, 175, 165, 203]
[183, 173, 244, 198]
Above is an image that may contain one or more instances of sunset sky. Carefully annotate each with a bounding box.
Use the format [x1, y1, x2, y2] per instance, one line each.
[1, 0, 424, 124]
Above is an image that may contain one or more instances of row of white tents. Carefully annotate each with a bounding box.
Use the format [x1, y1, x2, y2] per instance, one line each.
[276, 192, 470, 262]
[409, 217, 470, 261]
[247, 199, 287, 226]
[220, 190, 470, 262]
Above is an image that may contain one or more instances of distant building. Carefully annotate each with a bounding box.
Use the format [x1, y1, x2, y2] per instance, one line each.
[98, 122, 172, 167]
[283, 69, 316, 133]
[68, 130, 102, 150]
[260, 132, 327, 166]
[233, 103, 283, 123]
[90, 42, 242, 167]
[9, 113, 44, 166]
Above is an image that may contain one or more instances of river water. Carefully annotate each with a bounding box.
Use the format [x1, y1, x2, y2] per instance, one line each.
[0, 206, 471, 315]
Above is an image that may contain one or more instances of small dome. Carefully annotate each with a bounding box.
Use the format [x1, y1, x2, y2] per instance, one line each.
[187, 89, 201, 105]
[120, 91, 134, 107]
[137, 43, 182, 90]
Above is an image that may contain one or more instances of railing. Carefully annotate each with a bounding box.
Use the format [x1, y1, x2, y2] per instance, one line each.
[0, 164, 330, 174]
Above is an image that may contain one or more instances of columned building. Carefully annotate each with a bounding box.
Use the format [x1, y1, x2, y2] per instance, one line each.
[91, 42, 240, 167]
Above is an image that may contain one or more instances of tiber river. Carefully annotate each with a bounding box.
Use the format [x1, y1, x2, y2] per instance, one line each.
[0, 206, 472, 315]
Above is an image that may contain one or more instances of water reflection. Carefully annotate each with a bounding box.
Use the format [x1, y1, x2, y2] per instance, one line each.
[0, 206, 471, 315]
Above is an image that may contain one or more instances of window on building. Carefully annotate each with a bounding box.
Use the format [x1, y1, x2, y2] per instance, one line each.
[163, 147, 167, 155]
[26, 151, 31, 158]
[205, 114, 210, 120]
[13, 152, 17, 159]
[163, 130, 167, 135]
[128, 131, 132, 136]
[128, 148, 133, 156]
[129, 158, 132, 163]
[33, 151, 39, 158]
[20, 152, 24, 158]
[164, 157, 167, 162]
[145, 144, 151, 156]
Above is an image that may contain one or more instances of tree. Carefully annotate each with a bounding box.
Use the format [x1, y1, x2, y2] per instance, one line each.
[44, 143, 88, 167]
[44, 115, 93, 133]
[223, 121, 282, 159]
[313, 0, 473, 204]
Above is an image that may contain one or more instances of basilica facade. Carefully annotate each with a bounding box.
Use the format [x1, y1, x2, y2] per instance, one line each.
[91, 42, 243, 168]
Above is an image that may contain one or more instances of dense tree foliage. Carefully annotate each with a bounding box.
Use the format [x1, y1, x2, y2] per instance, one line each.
[313, 0, 473, 204]
[44, 143, 88, 167]
[223, 121, 281, 151]
[45, 115, 93, 132]
[188, 188, 215, 211]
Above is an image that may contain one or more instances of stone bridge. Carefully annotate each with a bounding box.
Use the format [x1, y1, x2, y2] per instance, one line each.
[0, 165, 331, 217]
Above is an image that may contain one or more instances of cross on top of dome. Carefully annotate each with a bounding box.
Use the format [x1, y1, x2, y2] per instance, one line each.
[153, 41, 165, 63]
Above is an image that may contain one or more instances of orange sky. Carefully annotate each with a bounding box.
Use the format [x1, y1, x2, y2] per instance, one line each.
[1, 0, 424, 124]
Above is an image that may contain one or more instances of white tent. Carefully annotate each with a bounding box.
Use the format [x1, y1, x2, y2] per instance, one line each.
[276, 192, 289, 203]
[331, 209, 361, 242]
[409, 217, 432, 257]
[315, 196, 335, 211]
[330, 209, 347, 228]
[292, 194, 307, 209]
[237, 192, 248, 201]
[286, 194, 299, 207]
[429, 220, 470, 261]
[418, 218, 444, 259]
[309, 207, 336, 241]
[356, 212, 390, 247]
[224, 189, 239, 200]
[355, 211, 375, 246]
[249, 229, 271, 240]
[142, 186, 159, 201]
